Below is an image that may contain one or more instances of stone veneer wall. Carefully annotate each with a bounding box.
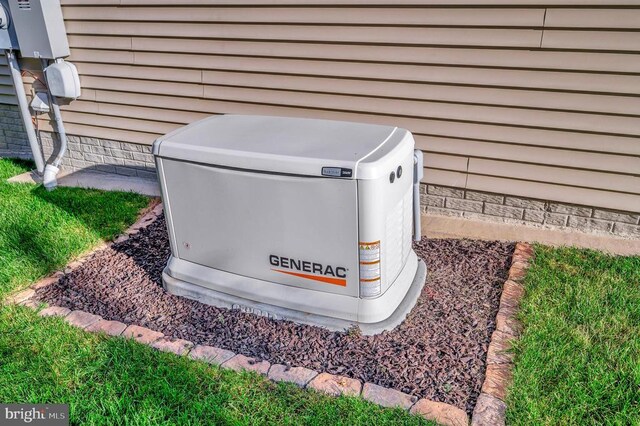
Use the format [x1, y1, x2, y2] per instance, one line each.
[0, 104, 31, 159]
[39, 131, 156, 180]
[421, 184, 639, 238]
[0, 108, 155, 179]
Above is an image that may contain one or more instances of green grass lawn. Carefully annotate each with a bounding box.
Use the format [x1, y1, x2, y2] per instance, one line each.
[508, 246, 640, 425]
[0, 158, 428, 425]
[0, 158, 149, 295]
[0, 306, 428, 425]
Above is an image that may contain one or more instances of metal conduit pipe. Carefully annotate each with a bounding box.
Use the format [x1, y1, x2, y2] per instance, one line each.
[5, 49, 45, 174]
[49, 98, 66, 167]
[41, 58, 68, 190]
[413, 150, 424, 242]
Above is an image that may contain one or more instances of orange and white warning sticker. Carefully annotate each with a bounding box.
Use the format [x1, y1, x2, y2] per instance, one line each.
[359, 240, 381, 297]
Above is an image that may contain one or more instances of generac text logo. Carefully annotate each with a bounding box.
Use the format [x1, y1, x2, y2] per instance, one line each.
[269, 255, 347, 286]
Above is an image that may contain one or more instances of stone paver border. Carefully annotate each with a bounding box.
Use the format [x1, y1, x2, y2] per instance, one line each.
[4, 200, 533, 426]
[471, 242, 533, 426]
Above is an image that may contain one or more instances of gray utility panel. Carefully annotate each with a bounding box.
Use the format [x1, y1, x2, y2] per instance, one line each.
[6, 0, 69, 58]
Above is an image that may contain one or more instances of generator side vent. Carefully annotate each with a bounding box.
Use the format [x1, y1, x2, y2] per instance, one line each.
[402, 185, 413, 261]
[17, 0, 30, 10]
[385, 197, 403, 284]
[385, 186, 413, 287]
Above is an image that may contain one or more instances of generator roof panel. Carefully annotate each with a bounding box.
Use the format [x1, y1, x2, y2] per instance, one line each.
[153, 115, 410, 179]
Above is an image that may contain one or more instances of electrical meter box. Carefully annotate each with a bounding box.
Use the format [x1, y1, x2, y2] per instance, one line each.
[8, 0, 69, 59]
[0, 0, 19, 50]
[45, 60, 81, 99]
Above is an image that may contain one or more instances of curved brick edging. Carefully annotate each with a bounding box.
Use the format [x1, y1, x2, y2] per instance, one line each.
[16, 302, 471, 426]
[471, 242, 533, 426]
[4, 203, 536, 426]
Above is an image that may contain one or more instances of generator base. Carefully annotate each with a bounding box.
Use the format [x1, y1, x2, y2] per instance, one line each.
[162, 258, 426, 335]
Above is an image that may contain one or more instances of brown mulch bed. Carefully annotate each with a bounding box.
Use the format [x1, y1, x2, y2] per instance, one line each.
[33, 215, 514, 413]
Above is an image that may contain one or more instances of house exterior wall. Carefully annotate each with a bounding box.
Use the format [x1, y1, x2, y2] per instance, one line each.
[422, 184, 640, 238]
[0, 60, 36, 159]
[0, 1, 638, 236]
[0, 104, 31, 159]
[39, 131, 156, 179]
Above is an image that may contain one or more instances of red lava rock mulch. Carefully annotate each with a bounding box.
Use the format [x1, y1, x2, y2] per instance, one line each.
[33, 215, 514, 414]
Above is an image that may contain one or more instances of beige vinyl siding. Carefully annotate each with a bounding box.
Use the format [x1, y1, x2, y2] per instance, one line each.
[4, 1, 639, 212]
[0, 54, 17, 105]
[60, 7, 547, 26]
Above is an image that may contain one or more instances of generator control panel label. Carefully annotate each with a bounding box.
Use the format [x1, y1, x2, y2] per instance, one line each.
[359, 240, 381, 298]
[321, 167, 353, 178]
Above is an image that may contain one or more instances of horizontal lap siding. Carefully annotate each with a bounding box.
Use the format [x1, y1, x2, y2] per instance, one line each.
[0, 54, 17, 105]
[9, 1, 640, 211]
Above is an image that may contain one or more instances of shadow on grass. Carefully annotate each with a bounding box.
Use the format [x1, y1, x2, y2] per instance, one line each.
[0, 158, 150, 296]
[33, 183, 150, 241]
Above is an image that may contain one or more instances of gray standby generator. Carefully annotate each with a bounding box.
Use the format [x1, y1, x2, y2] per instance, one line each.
[153, 115, 426, 334]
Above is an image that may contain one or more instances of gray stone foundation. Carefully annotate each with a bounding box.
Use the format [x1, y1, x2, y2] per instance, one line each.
[0, 104, 31, 159]
[0, 107, 155, 179]
[421, 184, 639, 238]
[39, 131, 156, 180]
